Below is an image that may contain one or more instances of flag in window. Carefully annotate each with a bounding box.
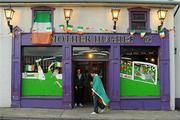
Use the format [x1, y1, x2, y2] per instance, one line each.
[32, 11, 52, 44]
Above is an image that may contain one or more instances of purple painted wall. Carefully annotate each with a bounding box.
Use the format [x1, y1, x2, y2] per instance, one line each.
[12, 28, 170, 110]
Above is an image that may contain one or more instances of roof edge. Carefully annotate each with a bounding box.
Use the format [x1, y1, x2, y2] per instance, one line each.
[0, 0, 179, 5]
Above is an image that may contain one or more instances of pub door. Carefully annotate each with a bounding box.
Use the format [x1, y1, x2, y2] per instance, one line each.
[72, 61, 108, 107]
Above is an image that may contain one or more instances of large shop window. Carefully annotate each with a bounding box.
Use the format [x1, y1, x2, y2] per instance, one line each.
[120, 46, 160, 97]
[21, 47, 63, 96]
[128, 8, 150, 32]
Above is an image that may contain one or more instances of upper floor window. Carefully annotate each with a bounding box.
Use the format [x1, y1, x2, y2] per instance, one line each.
[31, 7, 55, 32]
[128, 8, 150, 32]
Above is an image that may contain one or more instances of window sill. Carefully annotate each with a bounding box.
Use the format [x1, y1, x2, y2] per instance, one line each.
[127, 28, 151, 33]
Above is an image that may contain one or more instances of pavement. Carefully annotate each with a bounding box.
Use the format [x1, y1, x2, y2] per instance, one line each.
[0, 106, 180, 120]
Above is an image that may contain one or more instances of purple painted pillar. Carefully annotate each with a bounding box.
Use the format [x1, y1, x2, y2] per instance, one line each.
[11, 26, 22, 107]
[62, 45, 72, 108]
[160, 29, 170, 110]
[109, 45, 120, 109]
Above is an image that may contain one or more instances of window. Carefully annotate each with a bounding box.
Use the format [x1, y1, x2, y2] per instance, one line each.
[120, 46, 160, 97]
[128, 8, 150, 32]
[21, 47, 63, 96]
[31, 7, 55, 32]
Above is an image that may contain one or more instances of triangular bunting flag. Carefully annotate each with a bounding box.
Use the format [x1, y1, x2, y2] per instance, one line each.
[130, 30, 135, 36]
[12, 32, 15, 39]
[140, 31, 146, 38]
[159, 30, 165, 39]
[66, 25, 73, 32]
[112, 29, 116, 33]
[59, 24, 65, 31]
[77, 26, 84, 34]
[100, 28, 109, 32]
[159, 28, 165, 39]
[86, 26, 93, 30]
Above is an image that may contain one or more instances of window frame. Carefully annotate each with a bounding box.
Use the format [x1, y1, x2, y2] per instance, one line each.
[128, 8, 151, 33]
[31, 6, 55, 32]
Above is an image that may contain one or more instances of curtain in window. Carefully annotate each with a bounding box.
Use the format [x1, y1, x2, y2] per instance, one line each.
[32, 11, 52, 44]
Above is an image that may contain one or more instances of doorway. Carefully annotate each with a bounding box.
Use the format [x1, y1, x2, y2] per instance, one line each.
[72, 46, 109, 107]
[72, 61, 108, 106]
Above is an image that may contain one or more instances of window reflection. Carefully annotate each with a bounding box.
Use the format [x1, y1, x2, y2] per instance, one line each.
[73, 47, 109, 60]
[120, 46, 160, 97]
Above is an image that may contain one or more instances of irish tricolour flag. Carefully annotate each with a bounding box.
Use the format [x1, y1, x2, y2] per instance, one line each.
[159, 29, 165, 39]
[25, 64, 35, 72]
[77, 26, 83, 34]
[32, 11, 52, 44]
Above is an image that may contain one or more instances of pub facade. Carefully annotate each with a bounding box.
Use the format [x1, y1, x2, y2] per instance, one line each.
[0, 0, 178, 110]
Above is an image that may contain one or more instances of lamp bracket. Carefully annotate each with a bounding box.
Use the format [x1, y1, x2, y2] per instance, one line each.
[66, 20, 69, 27]
[158, 21, 164, 33]
[7, 20, 13, 33]
[113, 21, 117, 33]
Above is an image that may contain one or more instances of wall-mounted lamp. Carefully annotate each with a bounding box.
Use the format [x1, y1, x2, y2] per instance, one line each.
[4, 6, 15, 33]
[157, 9, 167, 33]
[111, 8, 120, 33]
[64, 9, 73, 27]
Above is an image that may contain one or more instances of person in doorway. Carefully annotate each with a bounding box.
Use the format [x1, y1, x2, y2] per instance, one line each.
[74, 68, 85, 107]
[90, 70, 110, 114]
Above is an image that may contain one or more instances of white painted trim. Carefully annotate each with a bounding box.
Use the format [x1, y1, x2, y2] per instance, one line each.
[170, 30, 175, 110]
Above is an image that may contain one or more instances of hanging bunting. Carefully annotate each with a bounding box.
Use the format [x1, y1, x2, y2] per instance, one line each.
[12, 32, 15, 39]
[167, 28, 175, 32]
[99, 28, 103, 31]
[159, 29, 165, 39]
[112, 29, 116, 33]
[140, 31, 146, 38]
[59, 24, 65, 31]
[85, 26, 93, 30]
[77, 26, 84, 34]
[129, 30, 135, 36]
[100, 28, 109, 32]
[66, 25, 73, 32]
